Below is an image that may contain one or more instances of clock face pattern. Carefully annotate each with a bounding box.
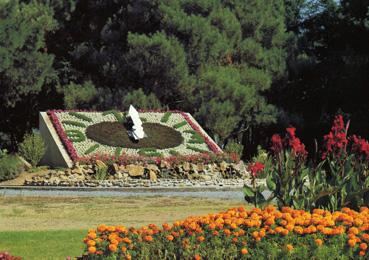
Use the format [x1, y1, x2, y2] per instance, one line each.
[47, 110, 221, 161]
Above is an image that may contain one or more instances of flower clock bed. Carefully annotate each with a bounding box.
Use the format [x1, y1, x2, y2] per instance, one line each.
[47, 110, 222, 162]
[80, 206, 369, 259]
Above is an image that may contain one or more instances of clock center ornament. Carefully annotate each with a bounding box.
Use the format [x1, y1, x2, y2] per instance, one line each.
[127, 105, 146, 140]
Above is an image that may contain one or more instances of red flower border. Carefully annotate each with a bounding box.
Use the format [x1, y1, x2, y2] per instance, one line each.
[47, 109, 222, 162]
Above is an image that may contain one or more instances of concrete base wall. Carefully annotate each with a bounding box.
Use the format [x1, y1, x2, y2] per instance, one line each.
[39, 112, 73, 168]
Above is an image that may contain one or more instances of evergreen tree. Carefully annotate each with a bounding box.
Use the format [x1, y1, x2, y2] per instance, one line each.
[0, 1, 57, 148]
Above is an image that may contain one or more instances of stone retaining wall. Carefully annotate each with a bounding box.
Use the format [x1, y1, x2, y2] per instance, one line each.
[25, 161, 251, 188]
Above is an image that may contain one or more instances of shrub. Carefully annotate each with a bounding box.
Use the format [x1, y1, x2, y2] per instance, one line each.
[80, 206, 369, 259]
[18, 132, 46, 167]
[225, 140, 244, 157]
[0, 151, 23, 181]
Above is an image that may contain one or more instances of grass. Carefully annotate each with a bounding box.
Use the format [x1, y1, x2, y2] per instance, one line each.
[0, 230, 85, 260]
[0, 195, 242, 259]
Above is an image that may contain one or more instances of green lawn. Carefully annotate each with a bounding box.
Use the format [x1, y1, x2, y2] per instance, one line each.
[0, 230, 85, 260]
[0, 196, 243, 259]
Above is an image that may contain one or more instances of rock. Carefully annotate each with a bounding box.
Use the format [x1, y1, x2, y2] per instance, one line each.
[200, 175, 212, 181]
[160, 160, 170, 169]
[147, 164, 159, 172]
[126, 164, 145, 177]
[110, 163, 120, 175]
[72, 166, 83, 175]
[149, 170, 157, 182]
[182, 162, 190, 172]
[220, 161, 228, 172]
[197, 163, 205, 172]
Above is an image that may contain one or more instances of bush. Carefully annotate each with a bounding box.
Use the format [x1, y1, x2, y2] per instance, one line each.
[18, 132, 46, 167]
[225, 140, 244, 157]
[0, 151, 23, 181]
[80, 206, 369, 259]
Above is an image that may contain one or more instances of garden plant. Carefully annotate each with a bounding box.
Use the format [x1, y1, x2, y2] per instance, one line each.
[80, 206, 369, 259]
[245, 115, 369, 211]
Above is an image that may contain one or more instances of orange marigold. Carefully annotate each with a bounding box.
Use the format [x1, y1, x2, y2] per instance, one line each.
[359, 243, 368, 251]
[109, 244, 117, 252]
[194, 254, 201, 260]
[315, 239, 323, 246]
[197, 236, 205, 242]
[88, 246, 96, 254]
[144, 235, 153, 242]
[286, 244, 294, 251]
[166, 235, 174, 241]
[241, 248, 248, 255]
[348, 239, 357, 248]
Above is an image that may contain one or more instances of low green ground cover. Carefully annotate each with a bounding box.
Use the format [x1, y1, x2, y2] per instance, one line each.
[0, 230, 85, 260]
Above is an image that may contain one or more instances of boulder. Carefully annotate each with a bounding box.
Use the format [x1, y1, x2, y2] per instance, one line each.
[72, 166, 84, 175]
[110, 163, 120, 175]
[149, 170, 158, 182]
[182, 162, 191, 172]
[220, 161, 228, 172]
[126, 164, 145, 177]
[147, 164, 159, 172]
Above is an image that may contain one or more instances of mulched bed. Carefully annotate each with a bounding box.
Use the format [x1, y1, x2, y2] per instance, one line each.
[86, 122, 183, 149]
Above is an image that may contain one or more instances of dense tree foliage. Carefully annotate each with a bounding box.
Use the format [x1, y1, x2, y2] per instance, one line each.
[1, 0, 369, 158]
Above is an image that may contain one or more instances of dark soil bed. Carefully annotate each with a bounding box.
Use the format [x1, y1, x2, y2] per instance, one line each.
[86, 122, 183, 149]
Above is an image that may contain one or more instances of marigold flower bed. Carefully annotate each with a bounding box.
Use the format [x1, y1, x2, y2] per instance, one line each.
[81, 206, 369, 259]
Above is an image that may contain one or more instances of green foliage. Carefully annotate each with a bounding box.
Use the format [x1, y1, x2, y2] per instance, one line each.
[160, 112, 172, 123]
[18, 132, 46, 167]
[224, 140, 244, 157]
[65, 130, 86, 142]
[95, 163, 108, 181]
[195, 66, 277, 145]
[84, 144, 99, 155]
[68, 112, 93, 122]
[125, 32, 193, 105]
[173, 121, 188, 129]
[62, 120, 86, 128]
[186, 145, 207, 153]
[0, 151, 23, 181]
[121, 89, 161, 110]
[169, 150, 180, 156]
[0, 1, 57, 108]
[252, 145, 272, 178]
[138, 148, 162, 157]
[63, 81, 97, 109]
[187, 132, 205, 144]
[115, 147, 123, 158]
[102, 110, 124, 123]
